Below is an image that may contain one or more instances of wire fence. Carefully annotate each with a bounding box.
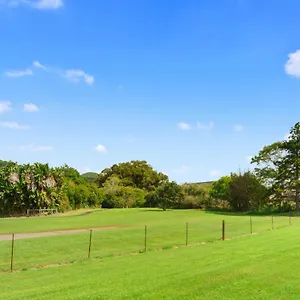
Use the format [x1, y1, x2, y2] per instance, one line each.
[0, 215, 297, 273]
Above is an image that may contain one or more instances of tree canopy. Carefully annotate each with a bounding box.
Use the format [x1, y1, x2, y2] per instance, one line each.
[97, 160, 168, 191]
[251, 122, 300, 211]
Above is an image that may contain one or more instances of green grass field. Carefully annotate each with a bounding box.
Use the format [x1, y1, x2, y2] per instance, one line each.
[0, 209, 298, 273]
[1, 225, 300, 299]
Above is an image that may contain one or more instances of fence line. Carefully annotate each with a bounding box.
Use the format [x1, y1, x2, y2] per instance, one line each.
[3, 215, 296, 273]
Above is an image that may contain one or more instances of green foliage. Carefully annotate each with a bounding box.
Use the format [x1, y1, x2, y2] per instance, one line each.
[229, 171, 268, 212]
[180, 183, 209, 209]
[100, 175, 146, 208]
[252, 122, 300, 211]
[0, 162, 66, 215]
[150, 181, 184, 210]
[209, 173, 268, 212]
[210, 176, 231, 202]
[0, 160, 9, 168]
[97, 160, 168, 192]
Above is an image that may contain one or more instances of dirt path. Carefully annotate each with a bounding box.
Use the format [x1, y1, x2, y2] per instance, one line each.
[0, 226, 118, 241]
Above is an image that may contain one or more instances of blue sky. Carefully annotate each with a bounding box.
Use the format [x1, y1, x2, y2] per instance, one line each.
[0, 0, 300, 183]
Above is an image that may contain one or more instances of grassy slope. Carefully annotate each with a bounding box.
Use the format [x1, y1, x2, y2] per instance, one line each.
[1, 226, 300, 299]
[0, 209, 296, 272]
[0, 208, 294, 235]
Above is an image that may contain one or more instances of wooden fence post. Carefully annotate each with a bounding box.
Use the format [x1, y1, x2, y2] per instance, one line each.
[186, 222, 189, 246]
[250, 216, 253, 234]
[222, 220, 225, 241]
[88, 230, 92, 259]
[144, 225, 147, 252]
[10, 233, 15, 273]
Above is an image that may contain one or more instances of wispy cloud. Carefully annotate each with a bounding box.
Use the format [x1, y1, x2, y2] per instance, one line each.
[94, 144, 107, 153]
[8, 0, 63, 10]
[0, 121, 30, 130]
[178, 122, 192, 130]
[4, 68, 33, 78]
[33, 60, 48, 71]
[234, 124, 244, 132]
[19, 144, 53, 151]
[4, 61, 95, 86]
[285, 50, 300, 77]
[197, 121, 214, 130]
[24, 103, 39, 112]
[173, 165, 190, 175]
[0, 101, 12, 113]
[64, 69, 95, 85]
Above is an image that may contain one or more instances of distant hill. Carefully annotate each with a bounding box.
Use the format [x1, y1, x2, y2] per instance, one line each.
[182, 181, 215, 191]
[81, 172, 98, 184]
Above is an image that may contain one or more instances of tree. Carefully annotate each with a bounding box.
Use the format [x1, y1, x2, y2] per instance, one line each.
[180, 183, 209, 209]
[97, 160, 168, 192]
[229, 171, 268, 212]
[210, 176, 231, 205]
[252, 122, 300, 211]
[152, 181, 184, 211]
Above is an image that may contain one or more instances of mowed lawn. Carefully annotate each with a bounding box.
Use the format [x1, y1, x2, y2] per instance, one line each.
[0, 209, 297, 272]
[1, 226, 300, 299]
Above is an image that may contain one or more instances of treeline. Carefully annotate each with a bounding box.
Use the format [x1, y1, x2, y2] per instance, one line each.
[0, 122, 299, 215]
[0, 160, 210, 215]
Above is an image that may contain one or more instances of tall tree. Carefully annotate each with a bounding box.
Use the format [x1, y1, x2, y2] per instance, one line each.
[97, 160, 168, 191]
[152, 181, 184, 211]
[252, 122, 300, 211]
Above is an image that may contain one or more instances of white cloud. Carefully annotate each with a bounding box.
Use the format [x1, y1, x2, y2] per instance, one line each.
[0, 101, 12, 113]
[94, 144, 107, 153]
[19, 144, 53, 151]
[8, 0, 63, 9]
[33, 60, 47, 71]
[234, 124, 244, 132]
[4, 61, 94, 86]
[178, 122, 192, 130]
[32, 0, 63, 9]
[197, 121, 214, 130]
[23, 103, 39, 112]
[64, 69, 95, 86]
[210, 170, 221, 177]
[4, 68, 33, 78]
[173, 165, 190, 175]
[285, 50, 300, 77]
[0, 122, 30, 130]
